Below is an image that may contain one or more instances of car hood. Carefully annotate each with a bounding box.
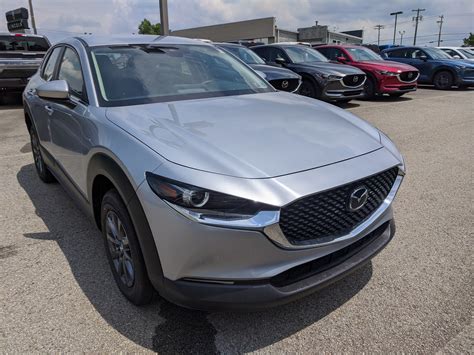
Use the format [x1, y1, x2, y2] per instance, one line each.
[249, 64, 301, 81]
[105, 92, 382, 178]
[293, 61, 365, 75]
[359, 60, 418, 71]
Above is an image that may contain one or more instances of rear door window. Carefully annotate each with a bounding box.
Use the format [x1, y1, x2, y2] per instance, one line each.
[42, 47, 63, 81]
[0, 35, 49, 51]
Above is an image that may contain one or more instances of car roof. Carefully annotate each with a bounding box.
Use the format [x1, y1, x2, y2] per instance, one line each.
[72, 34, 210, 47]
[214, 42, 243, 47]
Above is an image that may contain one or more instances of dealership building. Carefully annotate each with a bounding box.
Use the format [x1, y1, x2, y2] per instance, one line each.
[171, 17, 363, 45]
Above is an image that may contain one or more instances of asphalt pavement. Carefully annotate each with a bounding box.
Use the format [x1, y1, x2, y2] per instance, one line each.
[0, 88, 472, 353]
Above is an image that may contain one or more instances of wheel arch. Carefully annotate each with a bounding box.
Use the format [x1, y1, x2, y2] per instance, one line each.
[87, 153, 166, 292]
[431, 66, 457, 83]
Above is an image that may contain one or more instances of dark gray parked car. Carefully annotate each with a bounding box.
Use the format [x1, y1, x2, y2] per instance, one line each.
[0, 33, 50, 95]
[251, 44, 367, 103]
[216, 42, 301, 92]
[23, 35, 404, 310]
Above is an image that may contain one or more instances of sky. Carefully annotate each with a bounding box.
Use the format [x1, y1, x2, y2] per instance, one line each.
[1, 0, 473, 46]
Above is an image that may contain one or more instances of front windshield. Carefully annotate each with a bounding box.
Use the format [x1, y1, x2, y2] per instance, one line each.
[219, 45, 265, 64]
[346, 47, 383, 61]
[284, 46, 328, 63]
[423, 48, 452, 60]
[458, 49, 474, 58]
[90, 44, 273, 106]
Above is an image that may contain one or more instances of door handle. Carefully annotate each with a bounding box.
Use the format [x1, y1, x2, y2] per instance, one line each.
[44, 105, 54, 116]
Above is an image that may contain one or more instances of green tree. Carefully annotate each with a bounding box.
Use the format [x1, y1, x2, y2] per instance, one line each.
[463, 32, 474, 46]
[138, 19, 161, 35]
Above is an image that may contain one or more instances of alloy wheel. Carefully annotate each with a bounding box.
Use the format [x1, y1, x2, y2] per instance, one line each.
[105, 210, 135, 287]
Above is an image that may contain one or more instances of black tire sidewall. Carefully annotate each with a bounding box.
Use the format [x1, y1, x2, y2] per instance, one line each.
[101, 189, 154, 305]
[364, 77, 376, 98]
[300, 79, 319, 98]
[434, 71, 453, 90]
[29, 126, 55, 183]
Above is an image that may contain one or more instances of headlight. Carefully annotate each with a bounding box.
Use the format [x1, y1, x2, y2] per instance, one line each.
[145, 172, 277, 219]
[379, 131, 405, 173]
[376, 70, 398, 76]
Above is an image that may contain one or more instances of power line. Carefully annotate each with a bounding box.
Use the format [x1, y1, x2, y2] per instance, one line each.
[412, 8, 426, 45]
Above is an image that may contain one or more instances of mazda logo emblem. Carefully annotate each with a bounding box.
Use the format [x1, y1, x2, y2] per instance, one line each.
[281, 80, 289, 89]
[348, 186, 369, 211]
[408, 73, 413, 78]
[353, 76, 358, 83]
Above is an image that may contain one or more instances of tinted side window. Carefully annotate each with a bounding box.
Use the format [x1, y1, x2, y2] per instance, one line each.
[253, 47, 269, 61]
[333, 48, 348, 60]
[58, 48, 85, 98]
[267, 48, 288, 62]
[316, 47, 331, 59]
[42, 47, 62, 81]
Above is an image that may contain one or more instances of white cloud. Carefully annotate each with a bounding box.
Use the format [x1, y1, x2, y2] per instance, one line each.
[1, 0, 472, 45]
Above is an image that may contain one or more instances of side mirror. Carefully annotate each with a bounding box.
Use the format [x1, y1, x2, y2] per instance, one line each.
[419, 55, 428, 61]
[452, 55, 461, 59]
[275, 57, 287, 65]
[336, 56, 347, 63]
[36, 80, 70, 100]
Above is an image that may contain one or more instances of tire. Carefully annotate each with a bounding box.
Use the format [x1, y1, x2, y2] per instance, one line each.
[29, 126, 56, 183]
[389, 93, 405, 98]
[101, 189, 155, 305]
[299, 79, 320, 99]
[433, 71, 453, 90]
[363, 77, 376, 99]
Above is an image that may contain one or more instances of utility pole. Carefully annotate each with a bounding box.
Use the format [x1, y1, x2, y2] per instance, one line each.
[437, 15, 444, 46]
[390, 11, 403, 45]
[399, 30, 405, 45]
[374, 24, 384, 45]
[159, 0, 169, 35]
[28, 0, 37, 34]
[412, 8, 425, 45]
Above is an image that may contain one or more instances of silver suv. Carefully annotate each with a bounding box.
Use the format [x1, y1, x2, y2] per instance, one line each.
[23, 35, 405, 310]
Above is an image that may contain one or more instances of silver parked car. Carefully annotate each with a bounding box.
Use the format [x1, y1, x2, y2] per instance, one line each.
[23, 35, 405, 310]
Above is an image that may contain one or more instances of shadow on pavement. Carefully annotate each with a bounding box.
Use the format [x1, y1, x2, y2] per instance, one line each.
[0, 93, 23, 108]
[17, 163, 372, 353]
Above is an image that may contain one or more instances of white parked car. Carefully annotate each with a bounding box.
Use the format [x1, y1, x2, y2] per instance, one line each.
[437, 47, 474, 62]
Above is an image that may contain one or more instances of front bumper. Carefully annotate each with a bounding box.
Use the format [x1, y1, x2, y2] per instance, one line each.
[378, 75, 418, 94]
[137, 147, 403, 309]
[160, 220, 395, 311]
[321, 79, 365, 101]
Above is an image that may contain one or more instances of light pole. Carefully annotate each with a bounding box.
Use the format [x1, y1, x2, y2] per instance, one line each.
[437, 15, 444, 46]
[412, 8, 426, 45]
[28, 0, 37, 34]
[374, 24, 384, 45]
[390, 11, 403, 45]
[399, 30, 405, 45]
[159, 0, 169, 35]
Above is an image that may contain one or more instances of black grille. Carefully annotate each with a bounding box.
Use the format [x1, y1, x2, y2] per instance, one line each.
[399, 71, 418, 82]
[271, 222, 390, 287]
[342, 74, 365, 87]
[279, 167, 398, 245]
[269, 78, 300, 92]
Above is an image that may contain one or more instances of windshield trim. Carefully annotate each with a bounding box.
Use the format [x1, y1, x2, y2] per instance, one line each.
[87, 44, 275, 107]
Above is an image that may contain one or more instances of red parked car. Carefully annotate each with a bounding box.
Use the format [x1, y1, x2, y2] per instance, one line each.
[315, 45, 419, 98]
